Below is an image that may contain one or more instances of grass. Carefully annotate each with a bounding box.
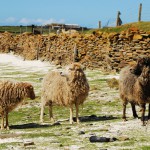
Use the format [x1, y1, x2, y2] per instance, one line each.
[85, 21, 150, 34]
[0, 22, 149, 35]
[0, 61, 150, 150]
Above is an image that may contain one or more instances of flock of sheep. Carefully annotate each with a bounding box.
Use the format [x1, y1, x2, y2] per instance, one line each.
[0, 57, 150, 130]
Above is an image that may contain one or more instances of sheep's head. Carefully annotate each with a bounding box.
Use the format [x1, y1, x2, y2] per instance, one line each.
[130, 57, 150, 75]
[25, 83, 35, 100]
[138, 66, 150, 86]
[61, 63, 86, 81]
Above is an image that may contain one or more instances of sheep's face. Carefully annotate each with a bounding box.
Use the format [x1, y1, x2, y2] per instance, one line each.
[130, 57, 150, 75]
[25, 84, 35, 100]
[61, 63, 85, 81]
[67, 63, 83, 75]
[138, 66, 150, 86]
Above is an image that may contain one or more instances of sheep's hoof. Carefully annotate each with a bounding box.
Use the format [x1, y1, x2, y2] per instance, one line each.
[77, 120, 80, 124]
[123, 118, 127, 121]
[133, 115, 138, 119]
[70, 121, 75, 124]
[1, 127, 4, 130]
[40, 120, 44, 124]
[50, 118, 55, 123]
[6, 126, 10, 130]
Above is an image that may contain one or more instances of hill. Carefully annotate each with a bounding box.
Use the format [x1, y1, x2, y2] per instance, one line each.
[86, 21, 150, 34]
[0, 22, 149, 35]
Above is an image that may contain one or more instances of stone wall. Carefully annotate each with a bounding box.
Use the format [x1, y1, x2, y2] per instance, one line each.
[0, 29, 149, 72]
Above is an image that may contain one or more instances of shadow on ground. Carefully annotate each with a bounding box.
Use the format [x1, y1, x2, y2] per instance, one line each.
[10, 115, 118, 129]
[10, 122, 60, 129]
[74, 114, 118, 122]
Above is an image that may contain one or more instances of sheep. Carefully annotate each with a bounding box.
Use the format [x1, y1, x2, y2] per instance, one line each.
[119, 66, 150, 125]
[0, 80, 35, 130]
[119, 65, 139, 120]
[61, 29, 78, 35]
[40, 63, 89, 124]
[119, 57, 150, 121]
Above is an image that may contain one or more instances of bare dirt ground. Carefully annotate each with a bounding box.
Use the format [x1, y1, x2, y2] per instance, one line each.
[0, 53, 150, 150]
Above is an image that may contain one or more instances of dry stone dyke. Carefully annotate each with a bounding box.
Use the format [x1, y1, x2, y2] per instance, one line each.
[0, 29, 149, 72]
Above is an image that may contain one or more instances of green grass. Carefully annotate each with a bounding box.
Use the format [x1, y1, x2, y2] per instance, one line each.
[85, 21, 150, 33]
[140, 146, 150, 150]
[0, 22, 149, 35]
[0, 63, 150, 150]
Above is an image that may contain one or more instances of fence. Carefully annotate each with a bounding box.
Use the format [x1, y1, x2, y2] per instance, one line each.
[102, 3, 149, 28]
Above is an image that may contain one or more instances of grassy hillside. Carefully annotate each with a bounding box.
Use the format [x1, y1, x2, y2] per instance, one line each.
[0, 21, 149, 35]
[85, 21, 150, 34]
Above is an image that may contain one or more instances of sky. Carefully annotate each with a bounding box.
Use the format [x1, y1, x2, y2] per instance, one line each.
[0, 0, 149, 28]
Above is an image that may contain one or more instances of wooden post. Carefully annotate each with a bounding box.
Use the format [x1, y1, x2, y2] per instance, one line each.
[98, 21, 101, 29]
[20, 25, 22, 34]
[138, 3, 142, 22]
[49, 26, 51, 34]
[116, 11, 120, 26]
[41, 26, 43, 34]
[82, 27, 84, 33]
[31, 24, 35, 34]
[73, 43, 79, 62]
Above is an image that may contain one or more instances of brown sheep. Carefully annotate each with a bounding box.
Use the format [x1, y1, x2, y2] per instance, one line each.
[119, 65, 139, 119]
[0, 80, 35, 130]
[40, 63, 89, 124]
[119, 66, 150, 125]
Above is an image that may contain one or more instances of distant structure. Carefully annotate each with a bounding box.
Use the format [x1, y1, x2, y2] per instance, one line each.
[45, 23, 87, 31]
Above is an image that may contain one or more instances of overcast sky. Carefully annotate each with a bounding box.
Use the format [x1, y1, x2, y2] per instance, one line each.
[0, 0, 149, 28]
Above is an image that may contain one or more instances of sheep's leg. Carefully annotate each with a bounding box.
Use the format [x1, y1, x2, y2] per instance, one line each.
[75, 103, 80, 124]
[70, 105, 74, 124]
[1, 114, 4, 130]
[140, 104, 146, 126]
[148, 104, 150, 120]
[131, 103, 138, 118]
[5, 111, 9, 130]
[40, 103, 44, 123]
[122, 102, 127, 121]
[49, 104, 54, 122]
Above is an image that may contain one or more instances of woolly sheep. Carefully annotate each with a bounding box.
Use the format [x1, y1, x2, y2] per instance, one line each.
[119, 66, 150, 125]
[0, 80, 35, 130]
[40, 63, 89, 124]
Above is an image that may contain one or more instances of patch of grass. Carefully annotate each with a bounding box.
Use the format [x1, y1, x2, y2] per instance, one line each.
[85, 21, 150, 34]
[0, 142, 21, 150]
[140, 146, 150, 150]
[0, 143, 8, 150]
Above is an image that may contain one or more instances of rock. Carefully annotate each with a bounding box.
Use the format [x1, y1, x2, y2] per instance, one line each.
[53, 121, 61, 126]
[133, 34, 143, 40]
[78, 131, 85, 135]
[118, 136, 129, 141]
[24, 141, 35, 146]
[89, 136, 117, 142]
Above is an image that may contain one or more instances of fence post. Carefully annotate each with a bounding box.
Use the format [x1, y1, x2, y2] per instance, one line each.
[73, 43, 79, 62]
[32, 25, 35, 34]
[20, 25, 22, 34]
[116, 11, 122, 26]
[138, 3, 142, 22]
[41, 26, 43, 34]
[98, 21, 101, 29]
